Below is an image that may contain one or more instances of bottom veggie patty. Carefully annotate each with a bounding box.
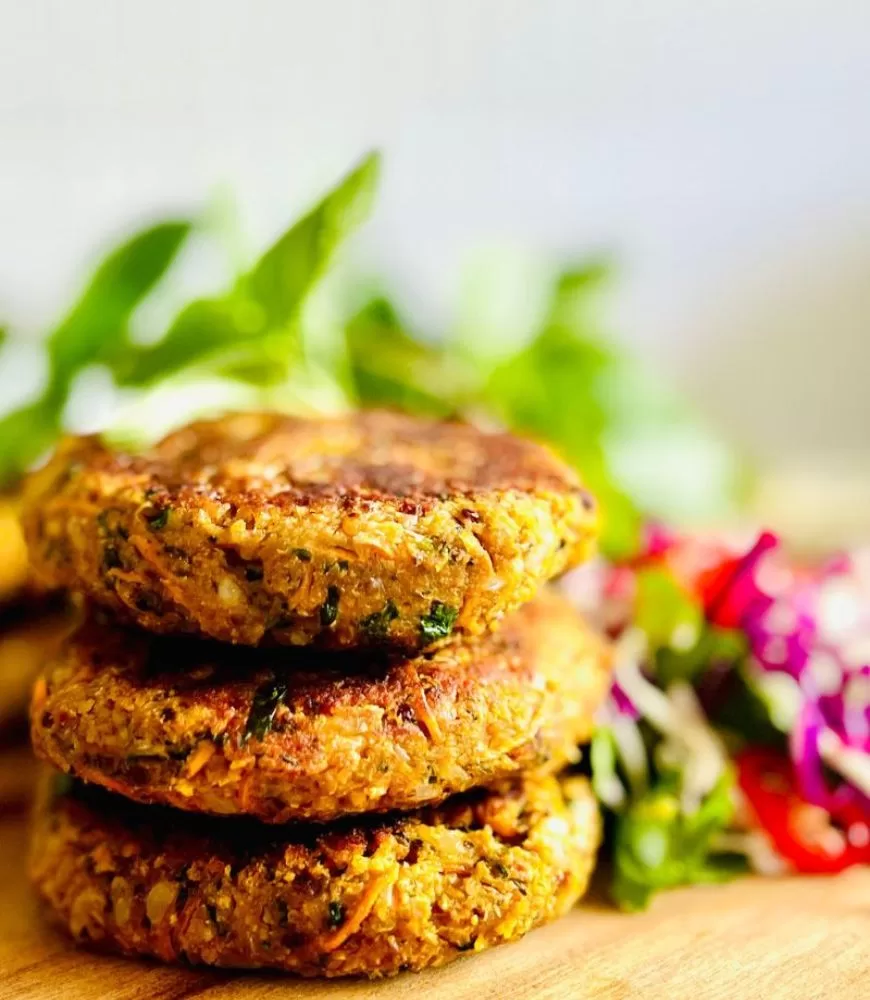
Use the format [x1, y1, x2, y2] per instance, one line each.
[30, 769, 599, 978]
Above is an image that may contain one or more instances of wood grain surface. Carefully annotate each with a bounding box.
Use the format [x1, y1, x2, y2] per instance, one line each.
[1, 749, 868, 1000]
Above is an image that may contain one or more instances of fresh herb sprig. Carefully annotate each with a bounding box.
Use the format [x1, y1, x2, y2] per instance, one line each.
[0, 153, 379, 487]
[0, 221, 191, 484]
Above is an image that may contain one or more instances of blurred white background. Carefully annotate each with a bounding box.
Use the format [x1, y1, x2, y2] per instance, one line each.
[2, 1, 869, 473]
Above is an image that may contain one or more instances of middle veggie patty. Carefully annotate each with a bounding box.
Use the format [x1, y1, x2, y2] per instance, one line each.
[31, 589, 610, 823]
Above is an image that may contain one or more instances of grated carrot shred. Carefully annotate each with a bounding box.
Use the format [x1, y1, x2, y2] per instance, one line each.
[31, 676, 47, 714]
[185, 741, 216, 778]
[128, 532, 191, 608]
[404, 665, 443, 743]
[317, 870, 394, 953]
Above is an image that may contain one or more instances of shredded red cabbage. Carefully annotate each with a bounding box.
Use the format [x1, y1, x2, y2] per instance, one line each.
[592, 527, 870, 823]
[721, 538, 870, 816]
[610, 679, 641, 720]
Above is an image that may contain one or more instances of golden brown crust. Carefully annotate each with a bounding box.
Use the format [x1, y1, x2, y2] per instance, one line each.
[29, 769, 599, 978]
[21, 411, 598, 649]
[31, 591, 611, 822]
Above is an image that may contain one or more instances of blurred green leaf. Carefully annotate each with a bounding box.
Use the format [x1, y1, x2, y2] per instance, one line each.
[341, 266, 648, 558]
[0, 399, 58, 487]
[114, 298, 247, 387]
[247, 152, 380, 327]
[345, 297, 457, 417]
[635, 567, 703, 651]
[710, 665, 786, 748]
[611, 770, 745, 911]
[0, 147, 741, 563]
[590, 726, 627, 810]
[118, 153, 380, 387]
[45, 220, 192, 403]
[0, 221, 191, 487]
[656, 623, 747, 688]
[485, 266, 643, 558]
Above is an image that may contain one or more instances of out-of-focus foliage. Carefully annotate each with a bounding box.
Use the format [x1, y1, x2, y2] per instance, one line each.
[0, 151, 742, 557]
[0, 222, 191, 484]
[0, 154, 378, 484]
[609, 769, 745, 911]
[113, 152, 379, 388]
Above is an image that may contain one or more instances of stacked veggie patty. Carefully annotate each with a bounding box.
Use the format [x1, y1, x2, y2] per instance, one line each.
[22, 410, 609, 978]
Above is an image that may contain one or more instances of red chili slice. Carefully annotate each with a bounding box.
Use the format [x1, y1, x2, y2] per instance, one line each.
[736, 748, 870, 874]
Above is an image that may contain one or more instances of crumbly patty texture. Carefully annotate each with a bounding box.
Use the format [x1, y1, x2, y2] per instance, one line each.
[21, 411, 598, 649]
[30, 770, 599, 978]
[31, 591, 610, 823]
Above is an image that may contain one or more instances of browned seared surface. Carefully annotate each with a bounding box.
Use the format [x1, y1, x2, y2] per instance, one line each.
[22, 411, 598, 650]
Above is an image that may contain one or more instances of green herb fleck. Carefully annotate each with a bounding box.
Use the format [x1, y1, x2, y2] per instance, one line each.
[146, 508, 170, 531]
[361, 600, 399, 640]
[293, 548, 312, 562]
[323, 558, 349, 573]
[320, 585, 341, 626]
[326, 901, 345, 930]
[244, 678, 288, 742]
[419, 601, 458, 642]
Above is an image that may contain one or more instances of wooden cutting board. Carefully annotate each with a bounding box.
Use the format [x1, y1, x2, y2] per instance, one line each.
[2, 751, 869, 1000]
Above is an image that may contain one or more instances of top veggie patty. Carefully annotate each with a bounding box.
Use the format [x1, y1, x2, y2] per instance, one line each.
[21, 410, 599, 649]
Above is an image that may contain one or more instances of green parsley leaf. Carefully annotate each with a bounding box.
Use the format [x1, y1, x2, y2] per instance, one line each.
[244, 678, 288, 742]
[320, 585, 341, 626]
[326, 901, 345, 929]
[145, 508, 170, 530]
[345, 296, 457, 417]
[419, 601, 458, 642]
[246, 153, 379, 328]
[360, 600, 399, 640]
